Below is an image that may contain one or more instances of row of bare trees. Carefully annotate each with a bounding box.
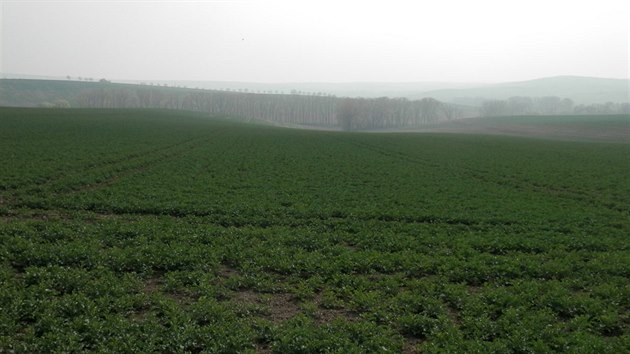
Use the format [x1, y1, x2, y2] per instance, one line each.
[337, 97, 459, 130]
[73, 86, 460, 130]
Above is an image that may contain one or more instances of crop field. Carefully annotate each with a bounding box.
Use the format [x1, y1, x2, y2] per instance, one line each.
[1, 108, 630, 353]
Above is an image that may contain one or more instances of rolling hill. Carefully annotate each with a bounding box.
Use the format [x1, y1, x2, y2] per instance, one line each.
[3, 74, 627, 106]
[419, 76, 629, 106]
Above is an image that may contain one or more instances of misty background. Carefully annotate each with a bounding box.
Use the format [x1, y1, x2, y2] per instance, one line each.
[2, 0, 628, 83]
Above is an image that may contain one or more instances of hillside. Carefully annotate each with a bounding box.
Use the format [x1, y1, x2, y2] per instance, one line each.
[122, 76, 630, 105]
[118, 80, 485, 99]
[0, 79, 193, 108]
[0, 79, 100, 107]
[421, 76, 629, 106]
[3, 75, 628, 106]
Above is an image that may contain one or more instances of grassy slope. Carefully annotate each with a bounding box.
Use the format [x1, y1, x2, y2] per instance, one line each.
[0, 79, 97, 107]
[1, 108, 629, 352]
[0, 79, 193, 107]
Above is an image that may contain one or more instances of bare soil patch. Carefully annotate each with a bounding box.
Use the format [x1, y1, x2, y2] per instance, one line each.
[232, 290, 301, 323]
[402, 337, 424, 354]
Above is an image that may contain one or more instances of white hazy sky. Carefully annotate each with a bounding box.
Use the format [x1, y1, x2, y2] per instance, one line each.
[1, 0, 628, 83]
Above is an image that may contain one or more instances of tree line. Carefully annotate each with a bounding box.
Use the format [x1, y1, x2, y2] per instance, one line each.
[72, 85, 462, 131]
[41, 82, 628, 130]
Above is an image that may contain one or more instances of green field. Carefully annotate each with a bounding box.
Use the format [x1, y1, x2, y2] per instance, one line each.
[1, 108, 630, 353]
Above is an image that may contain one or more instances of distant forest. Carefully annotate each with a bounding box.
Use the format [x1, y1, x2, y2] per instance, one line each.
[1, 79, 628, 131]
[76, 88, 464, 131]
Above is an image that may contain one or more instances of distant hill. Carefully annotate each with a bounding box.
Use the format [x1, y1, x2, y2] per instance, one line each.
[2, 74, 627, 106]
[118, 76, 629, 105]
[419, 76, 629, 106]
[0, 79, 220, 108]
[0, 79, 100, 107]
[116, 80, 484, 100]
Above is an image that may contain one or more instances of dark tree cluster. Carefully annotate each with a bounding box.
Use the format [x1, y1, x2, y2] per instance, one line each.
[337, 97, 457, 130]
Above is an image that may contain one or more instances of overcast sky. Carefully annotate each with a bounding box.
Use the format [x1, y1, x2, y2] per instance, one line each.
[1, 0, 628, 83]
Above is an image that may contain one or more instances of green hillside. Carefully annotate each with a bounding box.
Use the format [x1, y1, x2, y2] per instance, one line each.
[0, 79, 99, 107]
[0, 79, 188, 107]
[1, 108, 629, 352]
